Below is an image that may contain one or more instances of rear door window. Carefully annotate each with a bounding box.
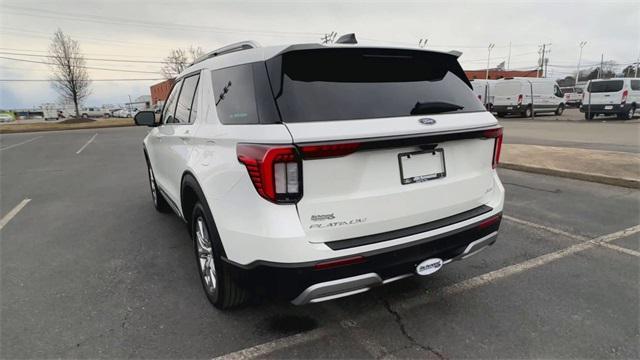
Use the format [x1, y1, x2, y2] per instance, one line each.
[266, 48, 484, 123]
[174, 73, 200, 124]
[588, 80, 624, 93]
[631, 80, 640, 91]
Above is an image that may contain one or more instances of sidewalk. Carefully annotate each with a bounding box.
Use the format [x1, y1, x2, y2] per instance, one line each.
[500, 144, 640, 189]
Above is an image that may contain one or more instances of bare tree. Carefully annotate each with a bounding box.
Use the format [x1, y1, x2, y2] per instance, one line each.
[161, 46, 204, 79]
[49, 29, 91, 118]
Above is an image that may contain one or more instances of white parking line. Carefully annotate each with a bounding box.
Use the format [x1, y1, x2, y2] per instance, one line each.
[598, 242, 640, 257]
[503, 215, 587, 241]
[212, 328, 328, 360]
[76, 133, 97, 154]
[0, 136, 42, 151]
[0, 199, 31, 230]
[395, 222, 640, 311]
[211, 220, 640, 359]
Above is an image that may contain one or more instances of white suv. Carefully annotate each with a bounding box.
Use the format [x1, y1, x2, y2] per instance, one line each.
[134, 38, 505, 309]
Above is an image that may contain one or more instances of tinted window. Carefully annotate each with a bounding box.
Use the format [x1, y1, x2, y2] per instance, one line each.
[162, 80, 182, 124]
[588, 80, 624, 93]
[631, 80, 640, 91]
[212, 63, 279, 125]
[266, 48, 484, 123]
[174, 74, 200, 124]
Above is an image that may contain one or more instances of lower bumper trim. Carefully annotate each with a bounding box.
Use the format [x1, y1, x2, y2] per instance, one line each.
[292, 231, 498, 305]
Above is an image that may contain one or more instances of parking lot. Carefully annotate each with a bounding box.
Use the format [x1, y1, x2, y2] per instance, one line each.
[1, 126, 639, 359]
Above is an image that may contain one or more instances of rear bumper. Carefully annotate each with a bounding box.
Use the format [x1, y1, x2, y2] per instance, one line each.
[220, 214, 501, 304]
[580, 103, 631, 114]
[492, 104, 525, 114]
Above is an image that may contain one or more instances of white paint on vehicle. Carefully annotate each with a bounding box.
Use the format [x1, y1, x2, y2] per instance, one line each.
[76, 133, 97, 154]
[0, 198, 31, 230]
[0, 136, 42, 151]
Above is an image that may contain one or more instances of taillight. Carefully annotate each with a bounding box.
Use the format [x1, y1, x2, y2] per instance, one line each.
[517, 94, 523, 105]
[622, 90, 628, 104]
[299, 142, 360, 159]
[483, 128, 503, 169]
[478, 213, 502, 229]
[237, 144, 302, 203]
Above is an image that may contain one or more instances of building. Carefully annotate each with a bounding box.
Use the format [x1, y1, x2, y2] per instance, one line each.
[465, 69, 539, 80]
[124, 95, 151, 112]
[150, 79, 174, 107]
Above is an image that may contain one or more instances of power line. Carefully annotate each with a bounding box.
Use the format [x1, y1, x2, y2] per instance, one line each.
[1, 5, 323, 38]
[0, 79, 163, 82]
[0, 56, 162, 74]
[0, 51, 164, 64]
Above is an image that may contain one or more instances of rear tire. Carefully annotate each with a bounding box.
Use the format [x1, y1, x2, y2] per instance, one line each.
[585, 112, 595, 120]
[146, 162, 171, 213]
[191, 202, 248, 309]
[522, 106, 532, 118]
[620, 107, 635, 120]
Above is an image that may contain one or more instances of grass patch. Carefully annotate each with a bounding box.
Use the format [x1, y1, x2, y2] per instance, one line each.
[0, 118, 135, 134]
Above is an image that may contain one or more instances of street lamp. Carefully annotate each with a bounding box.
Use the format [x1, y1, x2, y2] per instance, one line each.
[575, 41, 587, 86]
[485, 43, 495, 80]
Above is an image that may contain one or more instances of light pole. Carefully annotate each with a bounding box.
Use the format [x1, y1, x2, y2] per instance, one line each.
[575, 41, 587, 86]
[485, 43, 495, 80]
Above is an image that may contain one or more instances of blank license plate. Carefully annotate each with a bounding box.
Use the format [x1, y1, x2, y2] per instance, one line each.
[604, 105, 613, 110]
[398, 149, 446, 185]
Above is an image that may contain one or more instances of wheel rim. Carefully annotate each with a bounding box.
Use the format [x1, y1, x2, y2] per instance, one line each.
[148, 167, 158, 205]
[629, 109, 634, 119]
[195, 216, 217, 294]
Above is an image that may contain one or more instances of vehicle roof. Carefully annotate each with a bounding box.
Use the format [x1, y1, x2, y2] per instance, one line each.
[588, 78, 637, 82]
[177, 41, 462, 79]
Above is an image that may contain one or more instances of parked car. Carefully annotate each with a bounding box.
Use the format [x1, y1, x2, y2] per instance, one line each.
[580, 78, 639, 120]
[560, 86, 583, 107]
[492, 78, 565, 117]
[134, 40, 505, 309]
[80, 107, 111, 119]
[471, 79, 497, 111]
[0, 112, 15, 123]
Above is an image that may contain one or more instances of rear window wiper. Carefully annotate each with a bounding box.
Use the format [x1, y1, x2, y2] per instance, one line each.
[410, 101, 464, 115]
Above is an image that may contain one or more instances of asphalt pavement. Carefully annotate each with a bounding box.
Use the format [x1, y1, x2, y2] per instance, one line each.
[1, 127, 639, 359]
[501, 109, 640, 153]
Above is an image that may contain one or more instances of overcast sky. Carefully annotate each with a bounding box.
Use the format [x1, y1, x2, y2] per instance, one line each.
[1, 0, 638, 108]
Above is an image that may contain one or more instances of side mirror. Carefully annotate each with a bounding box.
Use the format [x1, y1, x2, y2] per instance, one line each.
[134, 111, 156, 127]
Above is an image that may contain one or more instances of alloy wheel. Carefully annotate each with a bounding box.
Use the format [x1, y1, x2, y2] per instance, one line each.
[195, 216, 217, 294]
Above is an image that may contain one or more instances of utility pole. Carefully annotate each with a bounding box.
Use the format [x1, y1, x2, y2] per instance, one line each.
[635, 49, 639, 77]
[575, 41, 587, 86]
[537, 43, 551, 78]
[485, 43, 495, 80]
[506, 41, 512, 70]
[598, 53, 604, 79]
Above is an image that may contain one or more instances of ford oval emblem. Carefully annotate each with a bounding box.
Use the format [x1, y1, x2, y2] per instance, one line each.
[419, 118, 436, 125]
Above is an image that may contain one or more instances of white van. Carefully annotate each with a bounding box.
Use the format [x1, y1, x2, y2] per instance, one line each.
[492, 78, 565, 117]
[560, 86, 583, 107]
[580, 78, 639, 120]
[471, 79, 497, 110]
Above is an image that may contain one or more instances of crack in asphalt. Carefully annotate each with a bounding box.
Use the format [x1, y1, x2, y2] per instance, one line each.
[381, 299, 447, 360]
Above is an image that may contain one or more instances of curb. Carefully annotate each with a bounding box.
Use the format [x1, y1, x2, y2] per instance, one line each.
[500, 162, 640, 189]
[0, 123, 135, 134]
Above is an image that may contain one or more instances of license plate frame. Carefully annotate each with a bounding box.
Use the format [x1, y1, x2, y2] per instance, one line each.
[398, 148, 446, 185]
[604, 105, 613, 110]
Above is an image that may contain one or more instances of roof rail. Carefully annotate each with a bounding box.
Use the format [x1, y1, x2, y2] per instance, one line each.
[191, 40, 261, 65]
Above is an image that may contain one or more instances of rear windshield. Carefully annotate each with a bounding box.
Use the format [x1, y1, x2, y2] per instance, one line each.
[266, 48, 484, 123]
[561, 87, 574, 94]
[588, 80, 624, 93]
